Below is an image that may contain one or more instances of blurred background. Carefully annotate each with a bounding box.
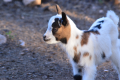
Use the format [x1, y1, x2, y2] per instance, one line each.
[0, 0, 120, 80]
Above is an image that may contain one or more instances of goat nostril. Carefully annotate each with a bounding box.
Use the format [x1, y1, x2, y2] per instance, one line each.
[43, 35, 50, 41]
[43, 35, 46, 39]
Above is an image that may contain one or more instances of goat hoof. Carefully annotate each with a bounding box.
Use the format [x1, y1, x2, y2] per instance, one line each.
[74, 75, 82, 80]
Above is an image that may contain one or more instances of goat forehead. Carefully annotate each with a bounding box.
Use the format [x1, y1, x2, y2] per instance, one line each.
[48, 15, 62, 29]
[52, 18, 61, 28]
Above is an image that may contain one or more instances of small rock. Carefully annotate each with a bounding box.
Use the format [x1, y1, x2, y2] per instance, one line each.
[11, 60, 15, 62]
[0, 34, 7, 45]
[42, 75, 47, 79]
[99, 10, 104, 14]
[47, 58, 52, 61]
[104, 69, 109, 72]
[20, 52, 25, 55]
[3, 70, 7, 72]
[19, 40, 25, 46]
[43, 6, 49, 11]
[12, 76, 14, 78]
[21, 16, 25, 19]
[23, 0, 34, 5]
[5, 13, 12, 17]
[3, 29, 9, 32]
[23, 48, 29, 51]
[49, 68, 54, 71]
[0, 78, 7, 80]
[14, 1, 22, 7]
[3, 0, 12, 3]
[20, 59, 23, 61]
[92, 5, 97, 11]
[27, 73, 32, 75]
[2, 66, 5, 69]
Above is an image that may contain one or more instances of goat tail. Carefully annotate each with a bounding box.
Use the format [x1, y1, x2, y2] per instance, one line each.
[106, 10, 119, 25]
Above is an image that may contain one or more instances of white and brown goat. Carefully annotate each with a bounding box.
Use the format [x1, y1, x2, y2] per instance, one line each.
[43, 5, 120, 80]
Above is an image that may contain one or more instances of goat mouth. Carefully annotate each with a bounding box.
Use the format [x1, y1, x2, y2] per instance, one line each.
[44, 39, 51, 41]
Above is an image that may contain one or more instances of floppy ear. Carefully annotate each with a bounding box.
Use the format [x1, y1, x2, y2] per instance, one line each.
[62, 12, 68, 26]
[56, 4, 62, 14]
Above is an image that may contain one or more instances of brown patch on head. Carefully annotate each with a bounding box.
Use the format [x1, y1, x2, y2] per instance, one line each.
[52, 12, 71, 44]
[89, 55, 92, 60]
[83, 52, 89, 57]
[76, 35, 79, 39]
[81, 30, 100, 46]
[73, 51, 81, 63]
[53, 23, 71, 44]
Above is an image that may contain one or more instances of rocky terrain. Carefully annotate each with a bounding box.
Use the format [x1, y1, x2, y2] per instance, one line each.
[0, 0, 120, 80]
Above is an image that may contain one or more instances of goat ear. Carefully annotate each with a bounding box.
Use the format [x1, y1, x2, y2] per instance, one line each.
[62, 12, 68, 26]
[56, 4, 62, 14]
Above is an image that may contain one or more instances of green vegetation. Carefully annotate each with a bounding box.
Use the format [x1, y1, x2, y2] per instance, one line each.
[5, 31, 14, 40]
[98, 0, 104, 3]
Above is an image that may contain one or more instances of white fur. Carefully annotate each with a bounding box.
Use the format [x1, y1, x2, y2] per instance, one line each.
[44, 10, 120, 80]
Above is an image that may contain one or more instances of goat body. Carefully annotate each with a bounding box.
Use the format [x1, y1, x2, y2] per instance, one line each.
[43, 5, 120, 80]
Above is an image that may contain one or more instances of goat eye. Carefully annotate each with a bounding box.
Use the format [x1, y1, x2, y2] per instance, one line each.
[53, 28, 58, 33]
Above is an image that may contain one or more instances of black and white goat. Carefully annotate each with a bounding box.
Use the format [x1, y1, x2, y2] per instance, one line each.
[43, 5, 120, 80]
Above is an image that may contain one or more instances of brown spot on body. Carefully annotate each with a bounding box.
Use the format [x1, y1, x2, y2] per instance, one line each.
[81, 30, 100, 46]
[85, 29, 100, 35]
[81, 32, 90, 46]
[76, 35, 79, 39]
[83, 52, 89, 57]
[74, 46, 77, 52]
[73, 51, 81, 63]
[89, 55, 92, 60]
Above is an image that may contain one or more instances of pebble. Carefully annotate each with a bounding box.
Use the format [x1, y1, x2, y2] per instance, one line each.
[14, 1, 22, 8]
[0, 34, 7, 45]
[43, 6, 49, 11]
[92, 5, 97, 11]
[20, 59, 23, 61]
[99, 10, 104, 14]
[3, 0, 12, 3]
[21, 16, 25, 19]
[27, 73, 32, 75]
[42, 75, 47, 79]
[104, 69, 109, 72]
[19, 40, 25, 46]
[2, 66, 5, 69]
[22, 0, 34, 5]
[20, 52, 25, 55]
[0, 78, 7, 80]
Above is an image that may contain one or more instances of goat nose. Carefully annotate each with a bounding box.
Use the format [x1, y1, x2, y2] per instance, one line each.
[43, 35, 46, 41]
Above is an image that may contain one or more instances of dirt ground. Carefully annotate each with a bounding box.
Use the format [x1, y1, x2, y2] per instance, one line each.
[0, 0, 120, 80]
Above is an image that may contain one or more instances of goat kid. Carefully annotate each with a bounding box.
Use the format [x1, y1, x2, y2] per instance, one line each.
[43, 5, 120, 80]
